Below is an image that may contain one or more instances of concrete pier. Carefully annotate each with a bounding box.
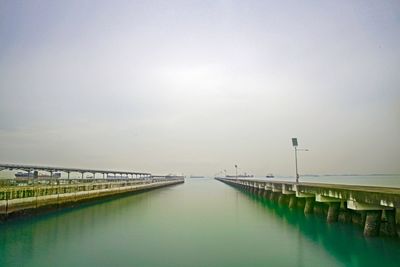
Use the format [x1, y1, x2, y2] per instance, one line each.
[216, 177, 400, 238]
[0, 178, 184, 220]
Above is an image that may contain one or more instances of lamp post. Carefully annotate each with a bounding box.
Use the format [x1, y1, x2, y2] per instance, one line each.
[292, 138, 309, 183]
[235, 165, 238, 180]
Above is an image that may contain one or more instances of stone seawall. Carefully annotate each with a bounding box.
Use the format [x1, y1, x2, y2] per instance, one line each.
[0, 179, 184, 220]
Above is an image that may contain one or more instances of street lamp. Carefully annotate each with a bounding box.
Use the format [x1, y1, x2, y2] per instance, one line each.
[235, 165, 238, 180]
[292, 138, 309, 183]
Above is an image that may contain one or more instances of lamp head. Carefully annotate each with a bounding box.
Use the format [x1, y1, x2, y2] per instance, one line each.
[292, 138, 298, 147]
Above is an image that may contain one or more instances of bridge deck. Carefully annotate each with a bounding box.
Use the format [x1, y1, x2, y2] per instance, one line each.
[246, 179, 400, 194]
[217, 178, 400, 208]
[0, 163, 151, 176]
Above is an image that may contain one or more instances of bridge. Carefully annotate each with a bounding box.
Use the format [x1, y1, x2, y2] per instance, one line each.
[216, 177, 400, 238]
[0, 163, 152, 179]
[0, 163, 184, 220]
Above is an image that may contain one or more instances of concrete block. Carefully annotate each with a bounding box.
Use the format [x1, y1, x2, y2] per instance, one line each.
[282, 184, 295, 195]
[296, 192, 314, 198]
[347, 200, 392, 211]
[315, 194, 341, 203]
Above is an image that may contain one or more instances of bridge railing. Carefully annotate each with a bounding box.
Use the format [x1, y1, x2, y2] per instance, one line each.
[0, 176, 184, 187]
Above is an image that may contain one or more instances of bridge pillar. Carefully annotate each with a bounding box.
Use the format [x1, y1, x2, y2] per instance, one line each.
[304, 198, 315, 214]
[364, 210, 382, 237]
[288, 195, 297, 209]
[269, 192, 277, 202]
[313, 202, 326, 216]
[346, 200, 394, 233]
[263, 190, 270, 199]
[338, 205, 352, 223]
[278, 194, 289, 206]
[351, 211, 367, 227]
[380, 209, 397, 237]
[296, 198, 305, 209]
[327, 202, 340, 223]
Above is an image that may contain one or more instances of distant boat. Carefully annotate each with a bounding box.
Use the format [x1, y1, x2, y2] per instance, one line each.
[226, 174, 254, 178]
[266, 173, 274, 178]
[190, 175, 205, 178]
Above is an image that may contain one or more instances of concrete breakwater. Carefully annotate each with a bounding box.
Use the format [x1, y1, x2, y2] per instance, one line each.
[0, 178, 184, 220]
[216, 178, 400, 238]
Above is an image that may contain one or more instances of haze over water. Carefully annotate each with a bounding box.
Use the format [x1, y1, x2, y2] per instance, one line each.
[1, 179, 399, 267]
[1, 1, 399, 266]
[1, 1, 399, 176]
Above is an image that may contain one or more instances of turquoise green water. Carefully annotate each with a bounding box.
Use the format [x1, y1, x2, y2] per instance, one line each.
[1, 178, 400, 267]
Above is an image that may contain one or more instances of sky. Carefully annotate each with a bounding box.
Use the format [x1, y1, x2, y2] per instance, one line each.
[0, 0, 399, 176]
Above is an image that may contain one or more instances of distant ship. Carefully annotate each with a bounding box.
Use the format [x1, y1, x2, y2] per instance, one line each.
[266, 173, 274, 178]
[190, 175, 205, 178]
[226, 174, 254, 178]
[15, 172, 61, 179]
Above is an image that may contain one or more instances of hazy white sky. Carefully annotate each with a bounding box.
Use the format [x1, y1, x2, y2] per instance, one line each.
[0, 0, 399, 176]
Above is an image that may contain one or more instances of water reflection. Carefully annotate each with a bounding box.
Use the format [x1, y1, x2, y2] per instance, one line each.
[0, 193, 150, 266]
[236, 185, 400, 267]
[1, 180, 400, 267]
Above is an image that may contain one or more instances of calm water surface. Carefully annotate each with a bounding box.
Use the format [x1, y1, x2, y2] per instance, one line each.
[1, 178, 400, 267]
